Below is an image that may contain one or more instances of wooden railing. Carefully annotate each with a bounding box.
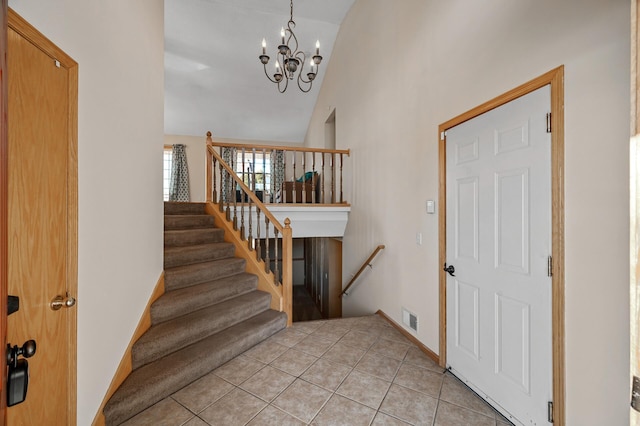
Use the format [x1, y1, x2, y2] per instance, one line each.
[206, 132, 350, 205]
[340, 245, 385, 298]
[205, 140, 292, 325]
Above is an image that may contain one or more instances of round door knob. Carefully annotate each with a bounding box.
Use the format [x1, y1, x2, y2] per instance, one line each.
[50, 294, 76, 311]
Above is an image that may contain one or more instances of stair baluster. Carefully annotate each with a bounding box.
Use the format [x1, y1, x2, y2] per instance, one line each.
[240, 148, 246, 240]
[312, 153, 316, 204]
[321, 152, 326, 204]
[340, 153, 344, 203]
[264, 216, 270, 274]
[274, 227, 280, 284]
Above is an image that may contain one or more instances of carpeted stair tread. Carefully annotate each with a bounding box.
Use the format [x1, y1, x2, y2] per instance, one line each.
[151, 273, 258, 325]
[103, 310, 287, 426]
[164, 257, 246, 291]
[104, 203, 286, 425]
[164, 202, 207, 215]
[132, 290, 271, 369]
[103, 309, 287, 426]
[164, 214, 215, 231]
[164, 242, 235, 269]
[164, 228, 225, 247]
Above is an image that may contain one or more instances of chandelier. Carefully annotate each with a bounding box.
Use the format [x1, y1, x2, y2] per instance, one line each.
[258, 0, 323, 93]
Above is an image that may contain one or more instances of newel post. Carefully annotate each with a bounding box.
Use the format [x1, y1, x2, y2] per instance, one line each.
[206, 131, 213, 202]
[282, 218, 293, 326]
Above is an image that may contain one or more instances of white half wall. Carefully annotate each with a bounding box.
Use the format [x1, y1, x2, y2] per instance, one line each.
[305, 0, 630, 424]
[8, 1, 164, 424]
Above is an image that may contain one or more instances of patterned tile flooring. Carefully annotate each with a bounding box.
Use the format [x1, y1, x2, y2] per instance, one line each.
[122, 315, 514, 426]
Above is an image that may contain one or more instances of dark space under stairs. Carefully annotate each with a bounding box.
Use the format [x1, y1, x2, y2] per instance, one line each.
[103, 202, 287, 425]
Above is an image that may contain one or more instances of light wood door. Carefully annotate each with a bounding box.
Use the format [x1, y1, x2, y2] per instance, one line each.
[0, 1, 8, 424]
[7, 11, 77, 425]
[445, 86, 552, 425]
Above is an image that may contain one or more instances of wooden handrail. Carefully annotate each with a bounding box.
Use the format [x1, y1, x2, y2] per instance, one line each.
[340, 245, 385, 298]
[208, 139, 350, 156]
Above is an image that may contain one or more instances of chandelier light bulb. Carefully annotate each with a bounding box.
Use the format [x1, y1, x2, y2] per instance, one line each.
[316, 40, 320, 55]
[281, 27, 285, 44]
[262, 38, 266, 54]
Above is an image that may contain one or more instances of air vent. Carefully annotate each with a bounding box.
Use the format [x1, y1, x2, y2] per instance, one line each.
[402, 308, 418, 332]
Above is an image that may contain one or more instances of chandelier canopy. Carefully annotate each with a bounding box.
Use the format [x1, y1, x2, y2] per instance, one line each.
[259, 0, 323, 93]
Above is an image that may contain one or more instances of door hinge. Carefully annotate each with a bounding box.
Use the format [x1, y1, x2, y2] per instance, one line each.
[440, 131, 446, 141]
[547, 256, 553, 277]
[546, 113, 552, 133]
[548, 401, 554, 423]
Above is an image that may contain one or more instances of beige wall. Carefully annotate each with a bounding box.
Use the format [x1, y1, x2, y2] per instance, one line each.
[8, 1, 164, 424]
[305, 0, 630, 423]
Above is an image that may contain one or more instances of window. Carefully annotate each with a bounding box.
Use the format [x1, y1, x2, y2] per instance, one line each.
[235, 151, 271, 192]
[163, 146, 173, 201]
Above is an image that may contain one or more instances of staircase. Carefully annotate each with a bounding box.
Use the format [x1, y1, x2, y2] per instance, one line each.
[103, 202, 287, 425]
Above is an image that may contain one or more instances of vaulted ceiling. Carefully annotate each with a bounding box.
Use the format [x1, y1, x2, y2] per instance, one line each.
[164, 0, 355, 143]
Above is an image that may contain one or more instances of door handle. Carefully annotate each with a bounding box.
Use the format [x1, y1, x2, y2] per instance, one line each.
[50, 293, 76, 311]
[443, 263, 455, 277]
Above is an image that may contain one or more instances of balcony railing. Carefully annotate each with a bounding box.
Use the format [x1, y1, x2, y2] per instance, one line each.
[205, 132, 350, 206]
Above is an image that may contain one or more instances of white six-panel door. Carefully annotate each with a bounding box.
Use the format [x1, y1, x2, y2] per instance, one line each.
[446, 86, 552, 425]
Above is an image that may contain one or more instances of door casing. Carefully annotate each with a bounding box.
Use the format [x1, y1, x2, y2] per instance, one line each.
[438, 66, 565, 426]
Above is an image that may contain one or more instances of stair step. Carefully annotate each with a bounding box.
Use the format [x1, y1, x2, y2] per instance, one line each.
[164, 228, 225, 247]
[164, 258, 247, 291]
[103, 310, 287, 426]
[151, 273, 258, 325]
[164, 214, 215, 231]
[164, 242, 235, 269]
[133, 290, 271, 369]
[164, 202, 207, 215]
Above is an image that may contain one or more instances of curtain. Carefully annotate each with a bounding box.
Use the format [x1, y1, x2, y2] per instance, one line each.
[221, 146, 237, 202]
[273, 150, 285, 201]
[169, 144, 190, 202]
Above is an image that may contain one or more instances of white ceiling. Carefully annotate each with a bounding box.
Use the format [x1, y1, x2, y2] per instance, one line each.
[164, 0, 355, 143]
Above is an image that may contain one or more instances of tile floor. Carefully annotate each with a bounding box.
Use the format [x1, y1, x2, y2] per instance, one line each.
[122, 315, 514, 426]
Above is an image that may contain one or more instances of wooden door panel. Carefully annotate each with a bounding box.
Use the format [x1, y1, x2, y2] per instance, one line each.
[0, 1, 8, 423]
[446, 86, 552, 425]
[6, 16, 73, 424]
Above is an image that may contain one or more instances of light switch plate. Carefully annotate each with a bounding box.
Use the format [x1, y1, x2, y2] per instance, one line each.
[426, 200, 435, 214]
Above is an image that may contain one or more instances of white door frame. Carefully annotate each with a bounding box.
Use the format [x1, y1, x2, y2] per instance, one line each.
[438, 67, 565, 426]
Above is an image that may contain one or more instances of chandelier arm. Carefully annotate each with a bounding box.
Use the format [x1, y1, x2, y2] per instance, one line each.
[263, 64, 280, 84]
[278, 77, 288, 93]
[294, 51, 310, 83]
[285, 20, 299, 57]
[296, 74, 312, 93]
